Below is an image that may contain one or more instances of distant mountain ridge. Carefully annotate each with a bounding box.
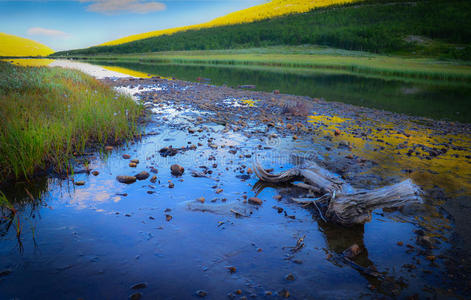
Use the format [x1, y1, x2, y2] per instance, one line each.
[0, 33, 53, 57]
[99, 0, 356, 46]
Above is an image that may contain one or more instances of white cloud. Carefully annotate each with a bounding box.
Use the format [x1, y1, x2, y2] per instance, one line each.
[27, 27, 70, 38]
[80, 0, 166, 14]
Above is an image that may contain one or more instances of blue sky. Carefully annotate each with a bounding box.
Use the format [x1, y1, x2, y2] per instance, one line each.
[0, 0, 266, 50]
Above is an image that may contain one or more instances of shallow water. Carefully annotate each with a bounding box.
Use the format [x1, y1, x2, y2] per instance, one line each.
[1, 59, 471, 299]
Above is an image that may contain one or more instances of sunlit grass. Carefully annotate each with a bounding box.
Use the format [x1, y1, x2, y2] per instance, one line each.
[100, 0, 357, 46]
[0, 62, 142, 183]
[0, 33, 53, 57]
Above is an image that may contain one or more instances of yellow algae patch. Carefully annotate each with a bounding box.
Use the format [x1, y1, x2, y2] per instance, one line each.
[100, 0, 358, 46]
[241, 98, 260, 107]
[101, 65, 154, 78]
[3, 58, 54, 67]
[307, 114, 471, 196]
[0, 33, 53, 57]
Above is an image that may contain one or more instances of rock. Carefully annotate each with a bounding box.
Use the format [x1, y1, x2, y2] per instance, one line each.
[131, 282, 147, 290]
[334, 129, 341, 136]
[280, 289, 290, 298]
[215, 189, 223, 194]
[170, 164, 185, 176]
[129, 162, 137, 168]
[159, 146, 178, 157]
[196, 290, 207, 297]
[135, 171, 150, 180]
[227, 266, 236, 273]
[105, 146, 113, 151]
[117, 176, 137, 184]
[131, 159, 139, 164]
[273, 195, 282, 200]
[0, 269, 12, 277]
[343, 244, 362, 259]
[166, 214, 172, 221]
[92, 171, 99, 176]
[246, 168, 253, 175]
[285, 273, 295, 281]
[248, 197, 262, 205]
[417, 235, 434, 249]
[150, 167, 158, 174]
[197, 197, 205, 203]
[168, 181, 174, 188]
[74, 181, 85, 186]
[150, 175, 157, 183]
[129, 292, 142, 300]
[122, 154, 131, 159]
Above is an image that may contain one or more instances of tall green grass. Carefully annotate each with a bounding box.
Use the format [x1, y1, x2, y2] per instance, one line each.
[0, 62, 142, 183]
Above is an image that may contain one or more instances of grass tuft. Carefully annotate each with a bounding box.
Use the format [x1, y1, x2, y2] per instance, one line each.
[0, 62, 142, 182]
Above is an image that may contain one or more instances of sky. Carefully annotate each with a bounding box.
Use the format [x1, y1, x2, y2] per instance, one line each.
[0, 0, 267, 51]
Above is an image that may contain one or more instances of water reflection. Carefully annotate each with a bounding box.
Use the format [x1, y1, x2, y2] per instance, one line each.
[88, 60, 471, 123]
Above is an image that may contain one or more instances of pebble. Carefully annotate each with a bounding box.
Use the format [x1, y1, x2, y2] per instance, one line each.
[195, 290, 207, 297]
[74, 181, 85, 186]
[92, 171, 99, 176]
[285, 273, 295, 281]
[129, 292, 142, 300]
[248, 197, 263, 205]
[135, 171, 150, 180]
[122, 154, 131, 159]
[170, 164, 185, 176]
[131, 282, 147, 290]
[116, 176, 137, 184]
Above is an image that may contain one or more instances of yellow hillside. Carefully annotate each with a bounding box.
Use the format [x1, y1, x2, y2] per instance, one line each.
[100, 0, 357, 46]
[0, 33, 53, 57]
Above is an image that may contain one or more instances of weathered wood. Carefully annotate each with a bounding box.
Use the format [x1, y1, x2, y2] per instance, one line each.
[253, 159, 422, 226]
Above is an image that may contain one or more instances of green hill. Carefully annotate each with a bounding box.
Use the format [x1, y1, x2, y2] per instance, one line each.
[53, 0, 471, 60]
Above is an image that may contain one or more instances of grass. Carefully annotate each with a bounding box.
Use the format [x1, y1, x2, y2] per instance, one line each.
[0, 62, 142, 183]
[67, 46, 471, 82]
[99, 0, 356, 46]
[0, 33, 53, 57]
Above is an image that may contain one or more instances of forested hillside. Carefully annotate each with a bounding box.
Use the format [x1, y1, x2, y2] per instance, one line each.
[53, 0, 471, 60]
[99, 0, 356, 46]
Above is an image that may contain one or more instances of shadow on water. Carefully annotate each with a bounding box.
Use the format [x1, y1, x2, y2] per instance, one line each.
[90, 60, 471, 123]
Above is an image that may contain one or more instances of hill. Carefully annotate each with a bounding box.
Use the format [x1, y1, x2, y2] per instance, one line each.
[0, 33, 53, 57]
[100, 0, 355, 46]
[53, 0, 471, 60]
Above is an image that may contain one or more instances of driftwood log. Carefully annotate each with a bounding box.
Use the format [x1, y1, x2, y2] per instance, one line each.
[253, 159, 422, 226]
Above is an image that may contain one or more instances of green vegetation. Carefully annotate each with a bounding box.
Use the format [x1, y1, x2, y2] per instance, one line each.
[0, 62, 142, 183]
[66, 46, 471, 82]
[53, 0, 471, 60]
